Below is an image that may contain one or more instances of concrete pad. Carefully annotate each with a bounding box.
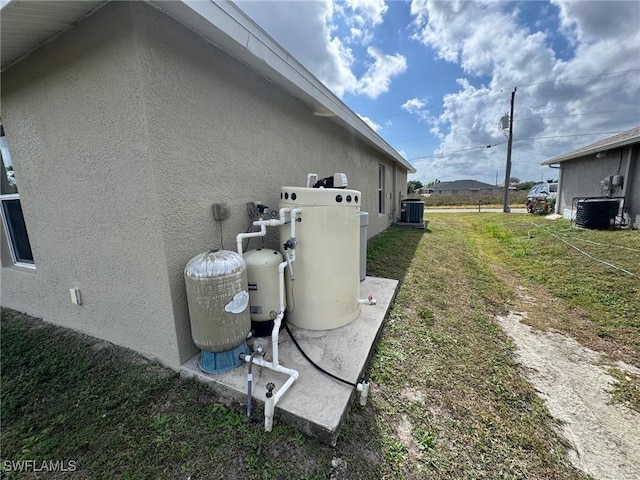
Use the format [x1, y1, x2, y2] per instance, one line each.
[180, 276, 398, 445]
[394, 220, 428, 229]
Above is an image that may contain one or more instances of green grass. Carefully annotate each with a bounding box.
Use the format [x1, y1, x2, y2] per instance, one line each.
[0, 310, 332, 479]
[3, 213, 638, 478]
[468, 214, 640, 363]
[358, 222, 587, 479]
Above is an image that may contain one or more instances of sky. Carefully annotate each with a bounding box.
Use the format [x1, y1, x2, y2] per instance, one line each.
[237, 0, 640, 186]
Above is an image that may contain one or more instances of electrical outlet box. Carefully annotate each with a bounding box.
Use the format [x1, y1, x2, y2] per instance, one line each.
[612, 175, 624, 187]
[212, 203, 231, 221]
[70, 288, 82, 305]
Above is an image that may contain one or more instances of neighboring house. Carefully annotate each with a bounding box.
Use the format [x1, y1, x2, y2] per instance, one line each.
[542, 126, 640, 228]
[424, 179, 501, 196]
[0, 1, 414, 369]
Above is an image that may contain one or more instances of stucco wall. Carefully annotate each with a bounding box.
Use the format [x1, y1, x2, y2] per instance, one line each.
[1, 2, 409, 366]
[0, 3, 180, 366]
[624, 145, 639, 227]
[558, 146, 638, 227]
[130, 2, 405, 363]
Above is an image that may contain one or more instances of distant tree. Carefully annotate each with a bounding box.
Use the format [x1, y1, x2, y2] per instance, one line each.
[407, 180, 423, 194]
[509, 177, 520, 184]
[427, 179, 441, 187]
[547, 178, 557, 183]
[517, 181, 538, 191]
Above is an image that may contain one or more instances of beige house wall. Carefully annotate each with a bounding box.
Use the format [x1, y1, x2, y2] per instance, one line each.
[1, 3, 180, 365]
[1, 2, 409, 367]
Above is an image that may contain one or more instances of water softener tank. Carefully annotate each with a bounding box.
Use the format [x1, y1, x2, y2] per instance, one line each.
[184, 249, 250, 372]
[280, 186, 361, 330]
[245, 248, 284, 337]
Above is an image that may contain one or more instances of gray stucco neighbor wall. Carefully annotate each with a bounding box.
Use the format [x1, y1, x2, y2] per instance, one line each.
[557, 145, 639, 227]
[1, 2, 408, 367]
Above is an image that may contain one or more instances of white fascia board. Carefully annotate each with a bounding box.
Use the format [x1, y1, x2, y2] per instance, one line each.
[147, 0, 414, 173]
[542, 136, 640, 166]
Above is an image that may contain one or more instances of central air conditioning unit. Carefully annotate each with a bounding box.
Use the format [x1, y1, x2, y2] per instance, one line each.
[397, 199, 426, 229]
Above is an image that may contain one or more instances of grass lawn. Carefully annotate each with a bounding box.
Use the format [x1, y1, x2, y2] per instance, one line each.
[2, 213, 638, 479]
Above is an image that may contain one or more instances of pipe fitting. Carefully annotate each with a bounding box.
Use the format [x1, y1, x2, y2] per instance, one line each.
[357, 379, 370, 406]
[358, 295, 377, 305]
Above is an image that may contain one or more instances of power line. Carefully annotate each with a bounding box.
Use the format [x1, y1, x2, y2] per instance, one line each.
[516, 69, 640, 89]
[408, 141, 505, 161]
[515, 131, 626, 141]
[406, 128, 627, 162]
[390, 133, 441, 145]
[516, 107, 640, 122]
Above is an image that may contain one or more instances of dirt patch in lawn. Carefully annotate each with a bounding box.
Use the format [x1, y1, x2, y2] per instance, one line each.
[497, 311, 640, 480]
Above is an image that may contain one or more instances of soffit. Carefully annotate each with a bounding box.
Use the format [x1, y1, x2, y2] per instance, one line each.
[1, 1, 106, 71]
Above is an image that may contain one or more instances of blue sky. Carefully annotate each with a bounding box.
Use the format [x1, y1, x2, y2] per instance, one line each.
[238, 0, 640, 185]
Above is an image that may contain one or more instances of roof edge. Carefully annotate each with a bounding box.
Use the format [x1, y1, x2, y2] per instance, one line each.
[146, 0, 415, 173]
[542, 128, 640, 165]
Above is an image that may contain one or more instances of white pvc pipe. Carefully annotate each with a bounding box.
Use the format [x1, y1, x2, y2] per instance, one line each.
[265, 394, 275, 432]
[278, 261, 287, 309]
[306, 173, 318, 188]
[235, 208, 290, 256]
[241, 354, 299, 432]
[273, 374, 297, 404]
[236, 223, 266, 256]
[236, 205, 302, 432]
[357, 380, 370, 406]
[271, 313, 284, 367]
[243, 356, 299, 381]
[358, 297, 377, 305]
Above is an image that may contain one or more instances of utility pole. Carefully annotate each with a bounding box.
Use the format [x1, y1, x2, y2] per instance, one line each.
[502, 87, 516, 213]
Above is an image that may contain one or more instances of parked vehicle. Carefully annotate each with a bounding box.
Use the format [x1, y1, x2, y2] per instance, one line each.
[526, 183, 557, 214]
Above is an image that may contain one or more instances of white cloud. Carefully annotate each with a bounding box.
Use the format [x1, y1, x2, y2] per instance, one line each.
[350, 27, 363, 39]
[238, 0, 403, 99]
[357, 114, 382, 132]
[237, 1, 357, 96]
[552, 0, 639, 43]
[401, 97, 432, 123]
[346, 0, 388, 26]
[409, 0, 640, 183]
[401, 98, 426, 113]
[357, 47, 407, 98]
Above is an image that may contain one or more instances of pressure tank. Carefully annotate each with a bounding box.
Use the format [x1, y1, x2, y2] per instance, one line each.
[245, 248, 284, 336]
[280, 186, 361, 330]
[184, 249, 250, 353]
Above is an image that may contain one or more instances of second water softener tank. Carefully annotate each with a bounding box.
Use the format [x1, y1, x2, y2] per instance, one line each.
[245, 248, 284, 336]
[279, 186, 360, 330]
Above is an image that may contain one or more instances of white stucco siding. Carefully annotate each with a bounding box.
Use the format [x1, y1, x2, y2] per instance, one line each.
[0, 3, 180, 367]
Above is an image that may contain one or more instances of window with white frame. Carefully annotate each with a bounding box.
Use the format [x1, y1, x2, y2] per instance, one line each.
[378, 164, 385, 214]
[1, 125, 34, 266]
